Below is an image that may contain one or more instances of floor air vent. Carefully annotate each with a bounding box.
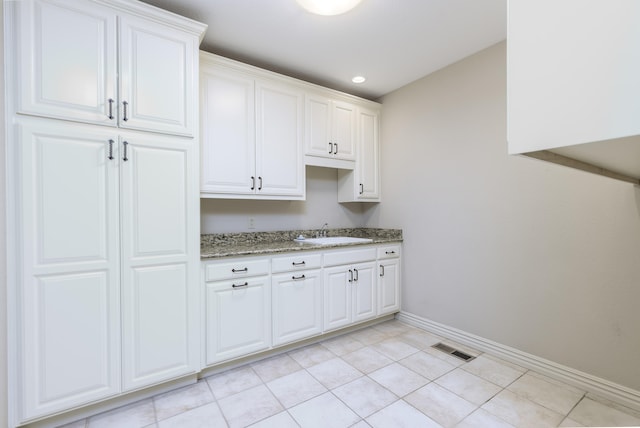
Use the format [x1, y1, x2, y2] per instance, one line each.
[432, 342, 475, 362]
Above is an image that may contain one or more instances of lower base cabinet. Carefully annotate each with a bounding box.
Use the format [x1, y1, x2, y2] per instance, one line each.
[324, 261, 377, 331]
[205, 277, 271, 365]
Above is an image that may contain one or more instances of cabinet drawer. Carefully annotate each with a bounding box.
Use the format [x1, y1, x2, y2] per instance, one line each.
[204, 258, 269, 282]
[377, 245, 401, 259]
[272, 253, 322, 273]
[323, 247, 376, 267]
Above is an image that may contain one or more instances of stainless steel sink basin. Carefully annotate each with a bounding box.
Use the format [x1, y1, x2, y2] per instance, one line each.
[295, 236, 373, 245]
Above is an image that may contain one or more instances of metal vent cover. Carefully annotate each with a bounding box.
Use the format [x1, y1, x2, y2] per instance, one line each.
[432, 342, 475, 362]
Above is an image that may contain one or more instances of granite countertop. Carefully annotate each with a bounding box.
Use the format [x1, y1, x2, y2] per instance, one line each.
[201, 228, 403, 259]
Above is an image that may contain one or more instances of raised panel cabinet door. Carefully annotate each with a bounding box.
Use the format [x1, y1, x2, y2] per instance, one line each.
[378, 259, 400, 315]
[119, 14, 197, 136]
[17, 119, 120, 420]
[17, 0, 117, 125]
[205, 278, 271, 365]
[357, 108, 380, 200]
[305, 94, 332, 157]
[120, 133, 199, 390]
[323, 266, 351, 331]
[255, 80, 305, 197]
[352, 262, 377, 323]
[332, 100, 357, 161]
[272, 270, 323, 346]
[200, 65, 256, 194]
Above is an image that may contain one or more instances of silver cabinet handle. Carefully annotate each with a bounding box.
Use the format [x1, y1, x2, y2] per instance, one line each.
[292, 261, 306, 266]
[359, 183, 364, 194]
[232, 267, 248, 273]
[380, 265, 385, 277]
[353, 268, 359, 282]
[348, 269, 353, 283]
[108, 139, 114, 160]
[334, 143, 338, 155]
[232, 282, 248, 288]
[251, 176, 255, 190]
[122, 141, 129, 162]
[122, 101, 129, 121]
[107, 98, 114, 120]
[292, 274, 306, 280]
[258, 176, 263, 191]
[329, 142, 333, 154]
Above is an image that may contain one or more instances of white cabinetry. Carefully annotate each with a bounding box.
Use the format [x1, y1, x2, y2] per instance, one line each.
[272, 253, 323, 346]
[200, 53, 305, 199]
[304, 93, 357, 168]
[338, 106, 381, 202]
[204, 258, 271, 365]
[323, 248, 377, 331]
[16, 0, 199, 136]
[377, 245, 401, 315]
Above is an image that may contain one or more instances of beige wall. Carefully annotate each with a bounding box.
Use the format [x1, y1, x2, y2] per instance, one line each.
[201, 166, 373, 233]
[1, 1, 8, 425]
[371, 41, 640, 391]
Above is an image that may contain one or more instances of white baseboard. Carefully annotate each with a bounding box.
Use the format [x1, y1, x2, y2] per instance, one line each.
[397, 311, 640, 412]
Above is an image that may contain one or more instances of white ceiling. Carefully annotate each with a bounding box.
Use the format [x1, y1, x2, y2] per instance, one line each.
[141, 0, 507, 100]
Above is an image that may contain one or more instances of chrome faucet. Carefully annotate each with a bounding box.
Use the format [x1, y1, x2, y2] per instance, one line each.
[316, 223, 328, 238]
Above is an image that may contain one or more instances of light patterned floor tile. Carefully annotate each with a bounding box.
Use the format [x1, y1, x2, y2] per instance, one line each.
[288, 343, 336, 368]
[461, 355, 525, 387]
[349, 421, 372, 428]
[371, 338, 419, 361]
[368, 363, 429, 397]
[559, 417, 585, 427]
[366, 400, 441, 428]
[217, 384, 283, 428]
[156, 402, 227, 428]
[333, 377, 397, 418]
[507, 372, 584, 415]
[405, 383, 476, 427]
[481, 389, 564, 428]
[435, 368, 502, 406]
[397, 330, 443, 350]
[455, 408, 515, 428]
[58, 420, 87, 428]
[153, 380, 214, 421]
[266, 370, 327, 408]
[206, 365, 263, 400]
[248, 411, 300, 428]
[567, 397, 640, 427]
[348, 327, 390, 346]
[88, 399, 156, 428]
[422, 346, 467, 367]
[341, 346, 394, 374]
[307, 357, 363, 389]
[289, 392, 360, 428]
[322, 335, 365, 356]
[372, 321, 415, 336]
[399, 350, 457, 380]
[251, 354, 302, 383]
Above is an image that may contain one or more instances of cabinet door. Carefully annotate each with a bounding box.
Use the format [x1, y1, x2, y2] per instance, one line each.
[379, 259, 401, 315]
[323, 266, 351, 331]
[357, 107, 380, 200]
[120, 133, 199, 391]
[17, 0, 117, 125]
[352, 262, 377, 323]
[272, 270, 323, 346]
[200, 66, 256, 195]
[305, 94, 332, 157]
[256, 80, 305, 197]
[17, 119, 120, 419]
[119, 14, 197, 136]
[205, 278, 271, 365]
[332, 100, 357, 161]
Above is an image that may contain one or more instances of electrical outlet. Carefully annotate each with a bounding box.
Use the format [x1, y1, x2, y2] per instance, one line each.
[248, 218, 255, 229]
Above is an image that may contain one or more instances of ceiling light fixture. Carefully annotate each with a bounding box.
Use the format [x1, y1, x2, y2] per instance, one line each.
[295, 0, 363, 16]
[352, 76, 366, 84]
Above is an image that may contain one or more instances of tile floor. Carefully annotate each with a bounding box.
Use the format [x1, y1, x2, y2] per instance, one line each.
[61, 320, 640, 428]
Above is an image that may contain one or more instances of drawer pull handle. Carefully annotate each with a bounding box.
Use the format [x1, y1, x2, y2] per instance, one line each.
[348, 269, 353, 283]
[232, 267, 248, 273]
[108, 139, 114, 160]
[380, 265, 385, 277]
[334, 143, 338, 155]
[122, 141, 129, 162]
[122, 100, 129, 121]
[107, 98, 114, 120]
[329, 142, 333, 154]
[292, 274, 306, 280]
[232, 282, 248, 288]
[292, 261, 306, 266]
[385, 251, 396, 255]
[353, 268, 359, 282]
[251, 176, 255, 190]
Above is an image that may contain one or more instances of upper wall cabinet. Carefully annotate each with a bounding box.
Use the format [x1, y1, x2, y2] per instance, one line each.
[305, 93, 357, 169]
[200, 53, 305, 200]
[15, 0, 201, 137]
[507, 0, 640, 183]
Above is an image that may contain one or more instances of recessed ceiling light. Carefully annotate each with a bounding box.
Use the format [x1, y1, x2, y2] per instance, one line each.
[352, 76, 366, 84]
[296, 0, 363, 16]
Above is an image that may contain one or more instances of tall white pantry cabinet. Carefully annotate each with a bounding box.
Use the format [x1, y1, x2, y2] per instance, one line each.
[3, 0, 206, 425]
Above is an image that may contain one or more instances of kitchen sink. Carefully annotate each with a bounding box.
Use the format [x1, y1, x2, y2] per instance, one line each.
[295, 236, 373, 245]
